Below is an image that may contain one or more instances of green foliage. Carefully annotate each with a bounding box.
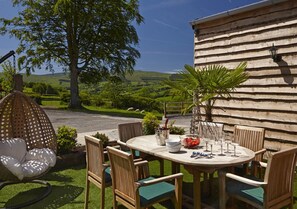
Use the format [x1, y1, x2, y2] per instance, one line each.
[1, 0, 143, 108]
[92, 132, 109, 147]
[0, 61, 16, 95]
[169, 126, 186, 135]
[60, 92, 71, 105]
[163, 62, 249, 121]
[79, 91, 91, 106]
[32, 82, 47, 95]
[142, 112, 160, 135]
[30, 94, 42, 105]
[56, 125, 77, 155]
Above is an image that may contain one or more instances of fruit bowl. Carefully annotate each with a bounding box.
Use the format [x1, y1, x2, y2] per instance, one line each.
[180, 134, 201, 149]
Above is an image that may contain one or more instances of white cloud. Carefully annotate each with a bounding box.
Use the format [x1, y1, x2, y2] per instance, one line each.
[143, 0, 193, 10]
[153, 19, 179, 30]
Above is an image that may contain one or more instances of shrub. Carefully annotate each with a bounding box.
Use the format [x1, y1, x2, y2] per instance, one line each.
[32, 82, 47, 95]
[92, 132, 109, 147]
[142, 112, 160, 135]
[60, 92, 70, 105]
[168, 120, 186, 135]
[91, 95, 105, 106]
[56, 125, 77, 155]
[79, 91, 91, 106]
[169, 126, 186, 135]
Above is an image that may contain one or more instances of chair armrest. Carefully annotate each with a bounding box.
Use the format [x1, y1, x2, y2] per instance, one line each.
[254, 148, 266, 156]
[134, 160, 149, 167]
[259, 161, 267, 168]
[116, 140, 127, 147]
[226, 173, 267, 187]
[138, 173, 183, 187]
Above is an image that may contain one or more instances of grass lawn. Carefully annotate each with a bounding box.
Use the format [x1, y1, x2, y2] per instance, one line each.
[1, 160, 297, 209]
[0, 160, 192, 209]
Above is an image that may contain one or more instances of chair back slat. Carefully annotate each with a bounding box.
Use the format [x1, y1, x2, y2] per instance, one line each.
[234, 125, 265, 161]
[264, 147, 297, 208]
[197, 121, 224, 139]
[107, 146, 137, 204]
[118, 122, 142, 151]
[85, 135, 105, 182]
[118, 122, 143, 142]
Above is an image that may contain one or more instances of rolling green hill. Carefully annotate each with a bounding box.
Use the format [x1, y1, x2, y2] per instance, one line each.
[1, 70, 172, 88]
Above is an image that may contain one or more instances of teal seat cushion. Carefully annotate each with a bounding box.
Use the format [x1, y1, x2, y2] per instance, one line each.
[227, 176, 264, 206]
[138, 177, 175, 207]
[104, 167, 112, 183]
[126, 150, 140, 158]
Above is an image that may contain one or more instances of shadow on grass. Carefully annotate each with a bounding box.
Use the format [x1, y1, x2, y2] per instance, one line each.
[4, 185, 83, 209]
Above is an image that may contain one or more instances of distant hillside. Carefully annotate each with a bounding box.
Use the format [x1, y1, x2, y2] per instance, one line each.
[0, 70, 172, 87]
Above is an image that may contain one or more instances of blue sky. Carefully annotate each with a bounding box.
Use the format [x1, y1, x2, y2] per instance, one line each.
[0, 0, 261, 75]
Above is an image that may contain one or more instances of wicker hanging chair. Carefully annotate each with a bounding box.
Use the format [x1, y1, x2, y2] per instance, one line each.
[0, 90, 57, 208]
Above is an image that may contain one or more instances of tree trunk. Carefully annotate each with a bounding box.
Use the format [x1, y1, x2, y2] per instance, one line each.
[69, 64, 81, 109]
[190, 91, 202, 134]
[205, 100, 212, 122]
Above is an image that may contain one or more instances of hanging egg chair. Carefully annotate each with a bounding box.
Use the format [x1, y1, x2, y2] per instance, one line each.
[0, 90, 57, 208]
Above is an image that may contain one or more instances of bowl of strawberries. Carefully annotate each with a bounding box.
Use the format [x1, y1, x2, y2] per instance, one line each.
[180, 134, 201, 149]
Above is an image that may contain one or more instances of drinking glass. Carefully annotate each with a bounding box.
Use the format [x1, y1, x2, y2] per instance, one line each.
[202, 132, 210, 152]
[231, 142, 239, 157]
[217, 133, 226, 156]
[231, 135, 239, 157]
[224, 133, 232, 154]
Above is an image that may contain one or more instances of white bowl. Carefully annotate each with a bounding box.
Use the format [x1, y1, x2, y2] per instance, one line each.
[166, 143, 182, 153]
[166, 138, 181, 147]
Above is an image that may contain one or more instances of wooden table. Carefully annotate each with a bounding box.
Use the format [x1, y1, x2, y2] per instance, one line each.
[126, 135, 255, 209]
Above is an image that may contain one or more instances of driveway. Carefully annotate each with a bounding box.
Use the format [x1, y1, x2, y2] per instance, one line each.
[44, 108, 191, 145]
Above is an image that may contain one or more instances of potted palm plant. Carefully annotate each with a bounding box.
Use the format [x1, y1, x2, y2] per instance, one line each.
[164, 62, 249, 123]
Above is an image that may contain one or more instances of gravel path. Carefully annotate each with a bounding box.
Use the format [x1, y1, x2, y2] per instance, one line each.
[44, 108, 191, 145]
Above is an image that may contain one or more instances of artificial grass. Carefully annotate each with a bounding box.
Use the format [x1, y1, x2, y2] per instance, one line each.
[1, 161, 297, 209]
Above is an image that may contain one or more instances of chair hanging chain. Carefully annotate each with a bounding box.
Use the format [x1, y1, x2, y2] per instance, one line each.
[13, 54, 16, 70]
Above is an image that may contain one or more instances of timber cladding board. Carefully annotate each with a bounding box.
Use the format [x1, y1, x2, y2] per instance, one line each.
[193, 0, 297, 151]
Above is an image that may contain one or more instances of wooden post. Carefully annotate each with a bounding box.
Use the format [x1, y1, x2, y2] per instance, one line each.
[13, 74, 23, 92]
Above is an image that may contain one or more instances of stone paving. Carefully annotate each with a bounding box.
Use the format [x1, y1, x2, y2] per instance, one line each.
[44, 109, 191, 146]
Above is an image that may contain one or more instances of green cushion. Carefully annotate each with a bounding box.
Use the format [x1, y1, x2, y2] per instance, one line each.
[104, 167, 112, 183]
[227, 177, 264, 206]
[138, 177, 175, 207]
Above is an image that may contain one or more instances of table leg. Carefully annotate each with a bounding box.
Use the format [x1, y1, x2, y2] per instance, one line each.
[219, 170, 226, 209]
[193, 170, 201, 209]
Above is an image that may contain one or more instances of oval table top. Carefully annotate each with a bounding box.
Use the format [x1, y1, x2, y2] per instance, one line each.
[126, 134, 255, 170]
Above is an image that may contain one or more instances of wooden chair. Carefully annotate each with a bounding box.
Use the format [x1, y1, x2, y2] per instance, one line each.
[84, 135, 112, 209]
[107, 146, 183, 209]
[234, 125, 266, 176]
[221, 147, 297, 209]
[118, 122, 164, 176]
[197, 121, 224, 140]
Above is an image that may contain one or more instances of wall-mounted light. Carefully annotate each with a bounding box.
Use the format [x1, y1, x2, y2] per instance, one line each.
[269, 44, 282, 62]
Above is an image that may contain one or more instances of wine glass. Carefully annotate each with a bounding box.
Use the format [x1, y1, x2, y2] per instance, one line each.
[231, 135, 239, 157]
[202, 132, 210, 152]
[224, 133, 232, 154]
[217, 132, 226, 156]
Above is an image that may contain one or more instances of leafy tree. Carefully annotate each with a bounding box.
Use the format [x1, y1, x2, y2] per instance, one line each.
[164, 62, 249, 122]
[0, 0, 143, 108]
[0, 61, 16, 95]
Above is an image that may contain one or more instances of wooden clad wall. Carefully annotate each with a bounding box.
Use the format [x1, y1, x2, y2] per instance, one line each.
[192, 0, 297, 152]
